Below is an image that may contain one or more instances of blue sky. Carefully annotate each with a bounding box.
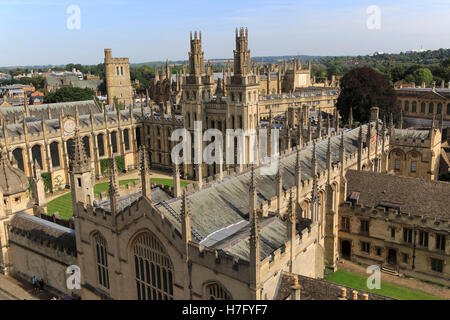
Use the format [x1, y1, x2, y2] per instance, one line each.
[1, 0, 449, 66]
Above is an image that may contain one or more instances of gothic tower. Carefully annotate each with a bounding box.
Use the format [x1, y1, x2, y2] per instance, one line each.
[182, 31, 215, 178]
[69, 129, 94, 208]
[104, 48, 133, 106]
[226, 28, 260, 167]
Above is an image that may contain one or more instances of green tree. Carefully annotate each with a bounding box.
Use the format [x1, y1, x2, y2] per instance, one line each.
[413, 68, 433, 85]
[44, 87, 96, 103]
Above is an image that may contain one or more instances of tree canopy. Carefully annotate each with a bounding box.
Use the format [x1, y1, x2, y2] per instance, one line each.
[336, 67, 399, 124]
[44, 87, 96, 103]
[413, 68, 433, 85]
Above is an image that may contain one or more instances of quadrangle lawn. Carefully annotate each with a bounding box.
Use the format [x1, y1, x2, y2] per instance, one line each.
[326, 269, 443, 300]
[47, 178, 190, 220]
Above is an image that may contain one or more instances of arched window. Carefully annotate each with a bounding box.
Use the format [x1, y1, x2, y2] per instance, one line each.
[133, 232, 174, 300]
[437, 103, 442, 114]
[12, 148, 24, 171]
[412, 101, 417, 113]
[124, 129, 130, 151]
[447, 103, 450, 116]
[82, 136, 90, 158]
[404, 100, 409, 112]
[94, 233, 109, 289]
[50, 142, 60, 168]
[97, 134, 105, 157]
[31, 145, 43, 169]
[110, 131, 118, 154]
[429, 102, 434, 114]
[66, 139, 74, 159]
[421, 102, 426, 113]
[205, 283, 231, 300]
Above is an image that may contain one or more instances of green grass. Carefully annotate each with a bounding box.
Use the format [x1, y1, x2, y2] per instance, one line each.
[47, 192, 73, 220]
[150, 178, 190, 188]
[47, 178, 189, 220]
[93, 179, 138, 195]
[326, 269, 444, 300]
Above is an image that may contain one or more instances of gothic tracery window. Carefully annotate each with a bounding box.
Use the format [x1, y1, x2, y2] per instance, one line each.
[133, 232, 174, 300]
[94, 234, 110, 290]
[206, 283, 231, 300]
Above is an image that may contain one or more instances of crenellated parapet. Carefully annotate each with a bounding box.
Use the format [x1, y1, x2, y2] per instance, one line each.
[340, 201, 450, 232]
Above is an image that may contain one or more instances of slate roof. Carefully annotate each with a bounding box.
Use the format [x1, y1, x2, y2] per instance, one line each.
[8, 212, 76, 254]
[393, 128, 430, 140]
[0, 100, 101, 123]
[45, 76, 103, 91]
[96, 187, 172, 212]
[346, 170, 450, 220]
[0, 106, 146, 139]
[155, 124, 369, 261]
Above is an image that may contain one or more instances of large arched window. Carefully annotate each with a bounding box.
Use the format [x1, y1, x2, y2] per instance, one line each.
[447, 103, 450, 116]
[124, 129, 130, 151]
[133, 232, 174, 300]
[97, 134, 105, 157]
[111, 131, 118, 154]
[50, 142, 60, 168]
[205, 282, 231, 300]
[82, 136, 91, 158]
[412, 101, 417, 113]
[429, 102, 434, 114]
[94, 233, 109, 290]
[12, 148, 24, 171]
[31, 144, 43, 169]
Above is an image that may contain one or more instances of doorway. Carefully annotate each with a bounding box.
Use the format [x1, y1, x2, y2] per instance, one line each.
[341, 240, 351, 260]
[387, 249, 397, 265]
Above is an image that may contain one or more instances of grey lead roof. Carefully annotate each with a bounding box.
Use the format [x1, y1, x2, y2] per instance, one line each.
[155, 124, 369, 261]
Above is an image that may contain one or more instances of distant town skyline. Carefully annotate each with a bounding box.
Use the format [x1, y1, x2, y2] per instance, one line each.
[1, 0, 450, 67]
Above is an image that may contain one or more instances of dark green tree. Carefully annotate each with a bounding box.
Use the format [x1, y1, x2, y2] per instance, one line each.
[44, 87, 96, 103]
[336, 67, 399, 124]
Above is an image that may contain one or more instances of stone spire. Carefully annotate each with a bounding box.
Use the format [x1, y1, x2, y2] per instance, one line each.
[295, 148, 302, 203]
[348, 107, 353, 127]
[276, 165, 283, 215]
[334, 109, 339, 135]
[339, 131, 346, 176]
[310, 141, 319, 222]
[326, 113, 331, 137]
[326, 137, 332, 183]
[173, 162, 181, 198]
[308, 116, 312, 144]
[389, 112, 394, 136]
[249, 166, 260, 297]
[139, 145, 151, 199]
[399, 109, 403, 129]
[357, 126, 363, 171]
[317, 108, 322, 139]
[70, 128, 90, 173]
[109, 157, 120, 214]
[32, 160, 46, 208]
[181, 188, 191, 254]
[287, 189, 296, 272]
[298, 110, 304, 147]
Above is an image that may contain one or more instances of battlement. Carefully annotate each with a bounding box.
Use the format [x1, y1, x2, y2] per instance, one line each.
[340, 201, 450, 231]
